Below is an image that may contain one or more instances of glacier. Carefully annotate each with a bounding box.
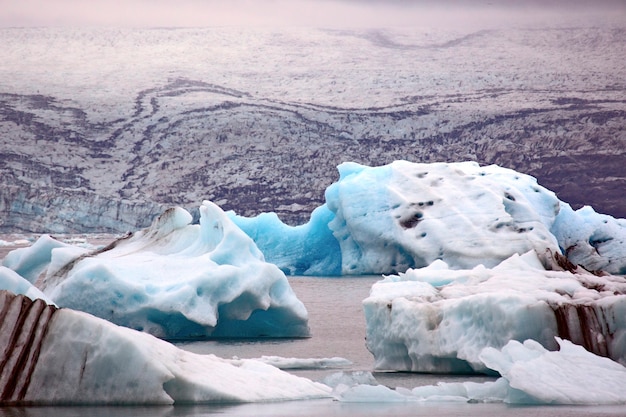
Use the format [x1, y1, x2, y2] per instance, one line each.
[333, 338, 626, 405]
[6, 201, 310, 339]
[0, 289, 330, 405]
[2, 27, 624, 234]
[232, 160, 625, 276]
[363, 250, 626, 373]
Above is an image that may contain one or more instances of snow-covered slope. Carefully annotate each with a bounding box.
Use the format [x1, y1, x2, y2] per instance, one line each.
[1, 26, 624, 232]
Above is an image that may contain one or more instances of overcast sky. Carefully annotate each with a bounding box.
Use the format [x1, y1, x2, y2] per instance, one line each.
[1, 0, 624, 28]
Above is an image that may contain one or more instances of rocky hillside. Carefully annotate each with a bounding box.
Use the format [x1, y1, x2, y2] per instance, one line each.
[1, 26, 624, 232]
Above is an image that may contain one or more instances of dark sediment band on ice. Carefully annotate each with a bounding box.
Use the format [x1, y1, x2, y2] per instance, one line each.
[0, 291, 57, 404]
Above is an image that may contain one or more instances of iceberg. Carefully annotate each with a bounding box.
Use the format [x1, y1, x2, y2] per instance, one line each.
[253, 356, 352, 370]
[551, 203, 626, 275]
[1, 234, 84, 284]
[478, 338, 626, 404]
[232, 161, 590, 275]
[325, 161, 561, 274]
[0, 266, 54, 304]
[334, 338, 626, 405]
[17, 201, 309, 339]
[364, 250, 626, 373]
[232, 161, 625, 276]
[230, 205, 341, 276]
[0, 289, 330, 405]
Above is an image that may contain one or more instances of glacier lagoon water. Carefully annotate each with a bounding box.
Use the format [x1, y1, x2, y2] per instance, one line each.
[1, 275, 624, 416]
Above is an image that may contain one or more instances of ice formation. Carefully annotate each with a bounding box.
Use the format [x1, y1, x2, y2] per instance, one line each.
[0, 266, 54, 304]
[0, 289, 330, 405]
[325, 161, 561, 274]
[478, 338, 626, 404]
[230, 205, 341, 275]
[334, 338, 626, 405]
[1, 234, 83, 283]
[253, 356, 352, 370]
[21, 201, 309, 339]
[234, 160, 624, 276]
[551, 203, 626, 275]
[364, 250, 626, 373]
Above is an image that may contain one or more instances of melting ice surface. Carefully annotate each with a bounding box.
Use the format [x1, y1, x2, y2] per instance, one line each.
[2, 160, 626, 407]
[363, 250, 626, 373]
[228, 160, 626, 397]
[332, 338, 626, 405]
[0, 287, 330, 405]
[231, 160, 626, 276]
[4, 201, 309, 339]
[0, 265, 54, 304]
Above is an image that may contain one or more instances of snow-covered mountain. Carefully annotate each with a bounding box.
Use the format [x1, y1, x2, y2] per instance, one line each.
[1, 26, 624, 232]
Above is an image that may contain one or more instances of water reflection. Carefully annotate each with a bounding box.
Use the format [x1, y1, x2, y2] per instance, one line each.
[3, 402, 626, 417]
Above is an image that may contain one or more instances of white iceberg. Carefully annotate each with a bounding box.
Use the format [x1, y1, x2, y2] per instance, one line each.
[551, 203, 626, 275]
[22, 201, 309, 339]
[364, 250, 626, 373]
[0, 266, 54, 304]
[1, 234, 84, 284]
[233, 161, 625, 277]
[326, 161, 561, 274]
[479, 338, 626, 404]
[232, 160, 585, 276]
[254, 356, 352, 370]
[334, 338, 626, 405]
[0, 289, 330, 405]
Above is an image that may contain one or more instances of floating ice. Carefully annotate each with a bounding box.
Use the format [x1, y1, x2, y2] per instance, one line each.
[234, 161, 602, 276]
[334, 338, 626, 405]
[1, 234, 85, 283]
[253, 356, 352, 370]
[327, 161, 561, 274]
[0, 290, 330, 405]
[335, 384, 410, 403]
[229, 205, 341, 276]
[364, 250, 626, 373]
[0, 266, 54, 304]
[28, 201, 309, 339]
[234, 161, 626, 276]
[322, 371, 379, 389]
[551, 203, 626, 275]
[479, 338, 626, 404]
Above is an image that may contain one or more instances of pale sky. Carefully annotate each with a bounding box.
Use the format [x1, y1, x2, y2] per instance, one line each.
[1, 0, 624, 28]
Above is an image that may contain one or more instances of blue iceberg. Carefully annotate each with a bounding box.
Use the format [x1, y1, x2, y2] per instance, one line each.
[9, 201, 310, 340]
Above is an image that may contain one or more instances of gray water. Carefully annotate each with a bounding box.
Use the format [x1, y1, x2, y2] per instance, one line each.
[1, 276, 625, 416]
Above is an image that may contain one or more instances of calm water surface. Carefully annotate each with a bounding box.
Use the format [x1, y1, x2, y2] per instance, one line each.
[1, 240, 625, 416]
